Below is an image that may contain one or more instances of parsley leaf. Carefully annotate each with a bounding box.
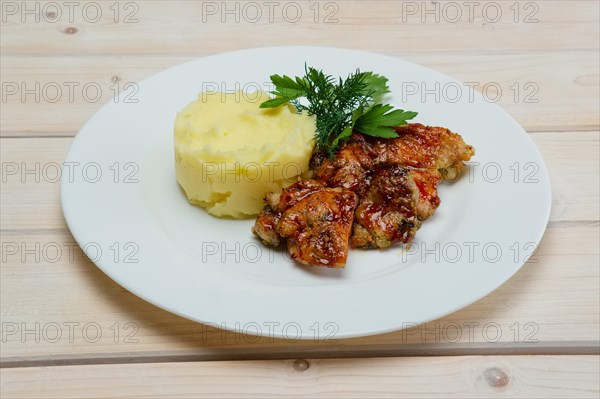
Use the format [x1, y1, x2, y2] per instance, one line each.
[361, 73, 390, 102]
[354, 104, 418, 138]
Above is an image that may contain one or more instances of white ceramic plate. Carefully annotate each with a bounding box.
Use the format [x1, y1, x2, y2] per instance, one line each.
[61, 47, 551, 339]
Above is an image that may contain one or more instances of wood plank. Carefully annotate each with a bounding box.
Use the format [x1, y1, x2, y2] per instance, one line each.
[1, 1, 598, 55]
[2, 356, 599, 398]
[1, 51, 599, 134]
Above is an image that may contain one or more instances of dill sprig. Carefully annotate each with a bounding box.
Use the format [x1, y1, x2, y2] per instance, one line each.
[260, 65, 418, 155]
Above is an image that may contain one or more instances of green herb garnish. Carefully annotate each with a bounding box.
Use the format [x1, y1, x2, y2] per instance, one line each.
[260, 65, 418, 155]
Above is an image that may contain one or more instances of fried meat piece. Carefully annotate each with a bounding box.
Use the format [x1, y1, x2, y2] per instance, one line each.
[351, 164, 420, 249]
[313, 124, 474, 183]
[279, 185, 358, 267]
[410, 168, 443, 221]
[252, 180, 358, 267]
[252, 207, 281, 247]
[252, 180, 328, 247]
[311, 137, 374, 191]
[372, 124, 475, 180]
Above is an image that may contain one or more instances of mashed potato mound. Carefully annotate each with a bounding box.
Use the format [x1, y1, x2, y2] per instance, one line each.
[174, 90, 316, 218]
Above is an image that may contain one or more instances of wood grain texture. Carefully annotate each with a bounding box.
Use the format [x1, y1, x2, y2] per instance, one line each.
[1, 132, 598, 363]
[2, 1, 598, 55]
[2, 356, 599, 398]
[1, 51, 599, 135]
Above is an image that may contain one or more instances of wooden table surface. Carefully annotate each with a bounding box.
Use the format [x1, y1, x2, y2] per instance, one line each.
[1, 1, 599, 397]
